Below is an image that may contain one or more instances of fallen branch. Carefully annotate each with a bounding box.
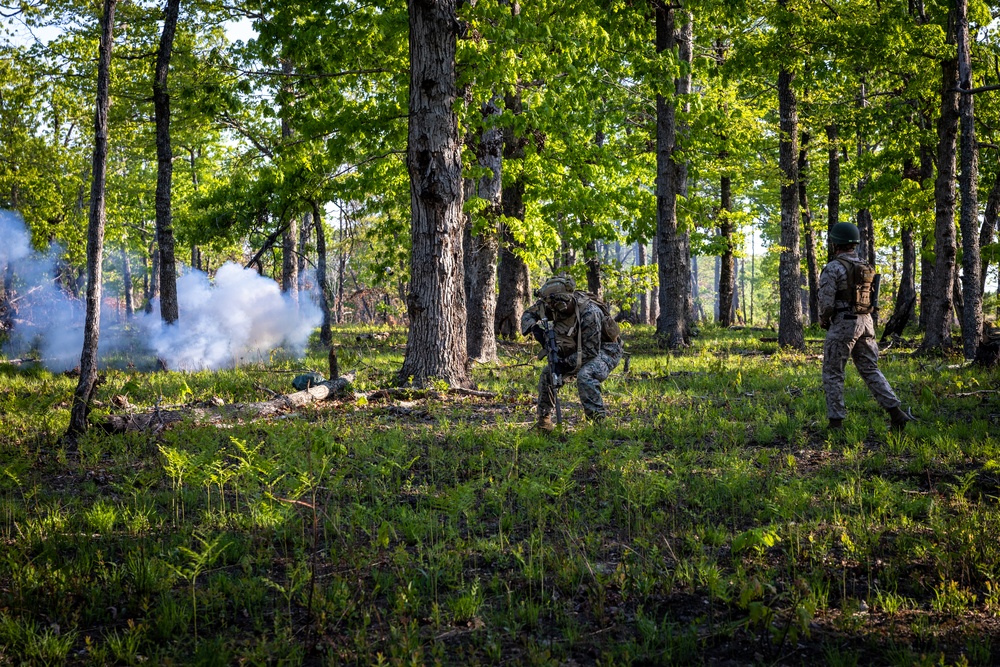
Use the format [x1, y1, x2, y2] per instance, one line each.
[98, 374, 355, 433]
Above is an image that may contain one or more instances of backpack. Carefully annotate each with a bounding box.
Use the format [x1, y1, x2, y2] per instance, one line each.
[575, 291, 621, 343]
[835, 257, 877, 315]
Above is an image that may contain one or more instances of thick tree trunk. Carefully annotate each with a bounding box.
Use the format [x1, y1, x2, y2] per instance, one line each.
[153, 0, 180, 324]
[399, 0, 469, 387]
[584, 236, 601, 295]
[122, 247, 133, 317]
[798, 133, 819, 325]
[654, 5, 692, 348]
[495, 93, 530, 340]
[312, 201, 332, 346]
[826, 124, 840, 262]
[463, 97, 501, 363]
[279, 60, 298, 304]
[68, 0, 117, 439]
[649, 237, 659, 325]
[718, 171, 736, 327]
[956, 0, 982, 358]
[777, 63, 804, 349]
[919, 55, 960, 354]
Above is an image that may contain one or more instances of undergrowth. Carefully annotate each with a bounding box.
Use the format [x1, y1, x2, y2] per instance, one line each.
[1, 324, 999, 665]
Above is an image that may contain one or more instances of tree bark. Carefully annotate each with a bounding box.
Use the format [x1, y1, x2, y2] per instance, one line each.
[398, 0, 470, 387]
[638, 242, 648, 323]
[717, 167, 736, 327]
[956, 0, 982, 358]
[153, 0, 180, 324]
[122, 247, 133, 317]
[654, 4, 692, 348]
[826, 124, 840, 262]
[777, 60, 804, 349]
[980, 170, 1000, 293]
[463, 97, 501, 363]
[799, 132, 819, 325]
[919, 54, 960, 354]
[68, 0, 117, 439]
[495, 92, 530, 340]
[312, 201, 332, 346]
[280, 60, 298, 305]
[883, 161, 918, 341]
[918, 142, 935, 329]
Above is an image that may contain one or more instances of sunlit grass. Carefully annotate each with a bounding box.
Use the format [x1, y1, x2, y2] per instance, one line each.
[0, 324, 999, 664]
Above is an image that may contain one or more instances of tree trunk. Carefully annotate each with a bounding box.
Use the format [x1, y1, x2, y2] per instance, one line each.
[282, 216, 298, 303]
[919, 54, 960, 354]
[956, 0, 982, 358]
[980, 170, 1000, 293]
[918, 142, 935, 329]
[718, 169, 736, 327]
[68, 0, 117, 439]
[654, 4, 692, 348]
[495, 93, 530, 340]
[298, 212, 311, 293]
[463, 97, 501, 363]
[398, 0, 470, 387]
[638, 243, 648, 323]
[153, 0, 180, 324]
[799, 132, 819, 325]
[826, 124, 840, 262]
[122, 247, 133, 317]
[883, 161, 918, 341]
[312, 201, 332, 346]
[584, 235, 601, 295]
[777, 59, 804, 349]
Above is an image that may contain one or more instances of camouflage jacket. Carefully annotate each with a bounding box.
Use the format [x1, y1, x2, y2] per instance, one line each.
[521, 294, 604, 365]
[818, 250, 862, 321]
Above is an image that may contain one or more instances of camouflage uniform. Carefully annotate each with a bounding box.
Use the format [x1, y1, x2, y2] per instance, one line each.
[818, 250, 901, 420]
[522, 296, 623, 420]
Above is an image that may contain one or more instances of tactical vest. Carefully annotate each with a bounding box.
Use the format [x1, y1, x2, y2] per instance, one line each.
[835, 257, 877, 315]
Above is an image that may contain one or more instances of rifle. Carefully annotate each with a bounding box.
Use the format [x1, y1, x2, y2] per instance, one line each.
[871, 273, 882, 326]
[541, 317, 563, 426]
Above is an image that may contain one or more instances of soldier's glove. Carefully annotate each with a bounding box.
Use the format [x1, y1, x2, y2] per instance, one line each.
[554, 357, 577, 375]
[527, 323, 547, 346]
[820, 317, 831, 330]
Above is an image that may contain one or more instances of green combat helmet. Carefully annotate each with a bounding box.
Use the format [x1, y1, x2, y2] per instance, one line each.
[537, 275, 576, 300]
[829, 222, 861, 246]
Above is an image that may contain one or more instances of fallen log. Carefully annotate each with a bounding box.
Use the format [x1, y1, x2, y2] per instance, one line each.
[98, 374, 355, 433]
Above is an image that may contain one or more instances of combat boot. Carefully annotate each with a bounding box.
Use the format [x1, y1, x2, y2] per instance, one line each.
[887, 406, 915, 432]
[828, 418, 843, 430]
[532, 415, 555, 433]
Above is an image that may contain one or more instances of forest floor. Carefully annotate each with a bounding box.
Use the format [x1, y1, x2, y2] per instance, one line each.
[2, 324, 1000, 666]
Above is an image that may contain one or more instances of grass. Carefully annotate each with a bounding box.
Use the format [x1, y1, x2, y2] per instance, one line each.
[1, 323, 1000, 665]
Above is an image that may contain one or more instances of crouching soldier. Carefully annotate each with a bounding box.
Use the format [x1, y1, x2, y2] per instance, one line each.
[521, 275, 623, 432]
[820, 222, 913, 431]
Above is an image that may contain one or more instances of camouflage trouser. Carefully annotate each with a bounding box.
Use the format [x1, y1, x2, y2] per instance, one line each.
[822, 313, 900, 420]
[538, 342, 623, 419]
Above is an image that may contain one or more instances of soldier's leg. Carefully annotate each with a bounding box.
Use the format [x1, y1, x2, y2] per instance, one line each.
[577, 351, 615, 419]
[822, 328, 855, 420]
[851, 325, 901, 411]
[537, 366, 556, 418]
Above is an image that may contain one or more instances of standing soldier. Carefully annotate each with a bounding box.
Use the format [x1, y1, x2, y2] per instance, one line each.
[521, 275, 623, 432]
[819, 222, 913, 431]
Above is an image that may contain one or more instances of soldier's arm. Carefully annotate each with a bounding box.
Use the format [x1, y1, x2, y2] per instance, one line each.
[521, 302, 543, 337]
[817, 263, 841, 322]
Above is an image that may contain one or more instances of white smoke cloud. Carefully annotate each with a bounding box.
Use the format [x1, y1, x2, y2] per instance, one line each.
[1, 210, 322, 371]
[139, 263, 322, 370]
